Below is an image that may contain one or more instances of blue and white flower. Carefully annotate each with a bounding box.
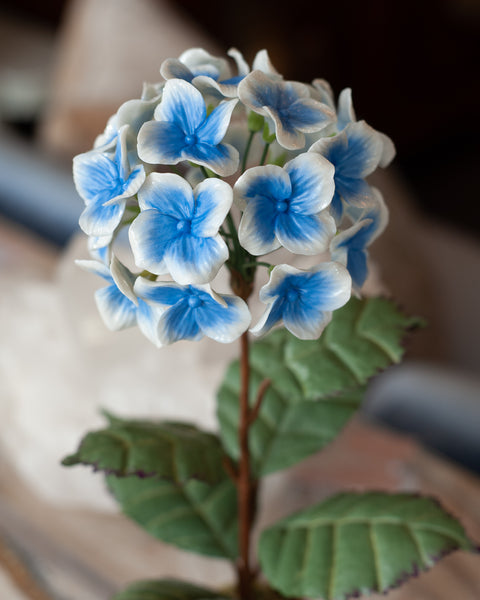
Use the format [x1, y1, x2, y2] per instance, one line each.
[76, 256, 162, 345]
[94, 90, 163, 150]
[330, 187, 388, 291]
[309, 120, 384, 222]
[311, 82, 396, 168]
[135, 278, 251, 344]
[251, 263, 351, 339]
[74, 125, 146, 237]
[235, 152, 336, 255]
[160, 47, 250, 98]
[129, 173, 231, 284]
[137, 79, 239, 176]
[238, 71, 335, 150]
[311, 80, 355, 133]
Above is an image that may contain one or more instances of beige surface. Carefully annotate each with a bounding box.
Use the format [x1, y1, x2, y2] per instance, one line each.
[39, 0, 218, 156]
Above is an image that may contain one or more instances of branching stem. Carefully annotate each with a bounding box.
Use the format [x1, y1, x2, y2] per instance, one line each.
[248, 378, 271, 426]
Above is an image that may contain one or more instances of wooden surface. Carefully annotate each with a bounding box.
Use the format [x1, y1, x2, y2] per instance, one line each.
[1, 414, 480, 599]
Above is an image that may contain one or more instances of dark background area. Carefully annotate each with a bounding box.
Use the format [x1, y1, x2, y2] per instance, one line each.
[2, 0, 479, 240]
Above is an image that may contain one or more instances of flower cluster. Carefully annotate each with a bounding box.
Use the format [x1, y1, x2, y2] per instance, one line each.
[73, 48, 393, 346]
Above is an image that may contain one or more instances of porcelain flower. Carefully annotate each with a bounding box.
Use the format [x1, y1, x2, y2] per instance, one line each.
[160, 47, 250, 98]
[238, 71, 335, 150]
[73, 125, 145, 237]
[309, 120, 385, 222]
[135, 278, 251, 344]
[129, 173, 231, 285]
[137, 79, 239, 176]
[235, 153, 336, 255]
[76, 256, 161, 345]
[330, 188, 388, 290]
[251, 263, 352, 339]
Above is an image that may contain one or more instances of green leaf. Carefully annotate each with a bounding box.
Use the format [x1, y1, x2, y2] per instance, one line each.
[259, 492, 475, 599]
[285, 297, 418, 398]
[107, 473, 238, 560]
[217, 297, 414, 475]
[63, 418, 225, 485]
[112, 578, 230, 600]
[218, 361, 363, 475]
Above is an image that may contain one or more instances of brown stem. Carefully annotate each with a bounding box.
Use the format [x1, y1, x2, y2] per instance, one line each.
[248, 378, 271, 426]
[236, 330, 254, 600]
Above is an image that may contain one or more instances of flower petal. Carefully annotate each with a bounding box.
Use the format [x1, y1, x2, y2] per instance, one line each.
[285, 153, 334, 214]
[165, 234, 229, 284]
[191, 178, 232, 237]
[158, 299, 202, 344]
[234, 164, 291, 211]
[137, 120, 186, 164]
[196, 293, 251, 343]
[134, 278, 187, 307]
[116, 96, 161, 135]
[337, 87, 355, 130]
[179, 47, 229, 79]
[309, 262, 352, 312]
[110, 255, 137, 306]
[184, 141, 239, 176]
[160, 58, 195, 82]
[136, 298, 164, 347]
[73, 152, 119, 204]
[337, 175, 373, 208]
[228, 47, 250, 78]
[155, 79, 206, 135]
[137, 172, 193, 217]
[286, 97, 334, 133]
[378, 132, 396, 167]
[238, 197, 280, 255]
[129, 210, 178, 274]
[264, 105, 306, 150]
[79, 198, 125, 237]
[195, 99, 238, 145]
[75, 259, 111, 282]
[339, 121, 383, 178]
[251, 49, 280, 77]
[283, 299, 331, 340]
[250, 296, 286, 337]
[275, 211, 336, 255]
[95, 283, 137, 331]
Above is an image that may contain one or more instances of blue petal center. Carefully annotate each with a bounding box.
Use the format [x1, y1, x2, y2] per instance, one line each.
[286, 287, 300, 303]
[188, 295, 202, 308]
[276, 200, 289, 213]
[177, 219, 192, 233]
[184, 133, 198, 146]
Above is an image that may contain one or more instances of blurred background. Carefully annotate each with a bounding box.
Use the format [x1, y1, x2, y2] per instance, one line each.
[0, 1, 479, 598]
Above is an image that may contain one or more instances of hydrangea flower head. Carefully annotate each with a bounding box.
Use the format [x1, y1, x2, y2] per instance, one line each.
[73, 47, 394, 347]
